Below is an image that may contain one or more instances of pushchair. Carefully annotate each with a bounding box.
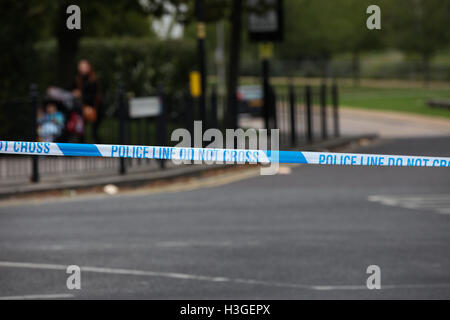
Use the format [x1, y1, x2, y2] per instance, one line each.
[43, 87, 84, 142]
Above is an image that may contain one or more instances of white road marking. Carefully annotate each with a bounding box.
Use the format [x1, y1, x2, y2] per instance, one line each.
[1, 261, 450, 292]
[369, 194, 450, 215]
[155, 241, 236, 248]
[0, 293, 74, 300]
[0, 240, 261, 252]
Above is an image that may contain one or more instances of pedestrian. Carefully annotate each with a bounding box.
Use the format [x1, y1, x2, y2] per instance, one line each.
[72, 59, 102, 143]
[37, 102, 65, 142]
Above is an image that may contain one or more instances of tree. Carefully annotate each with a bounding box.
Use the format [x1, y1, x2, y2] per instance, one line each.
[280, 0, 384, 82]
[24, 0, 152, 87]
[280, 0, 346, 77]
[0, 0, 41, 139]
[147, 0, 242, 128]
[384, 0, 450, 85]
[54, 0, 151, 87]
[0, 0, 39, 99]
[336, 0, 384, 85]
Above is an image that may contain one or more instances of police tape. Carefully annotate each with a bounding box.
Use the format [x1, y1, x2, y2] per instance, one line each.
[1, 140, 450, 168]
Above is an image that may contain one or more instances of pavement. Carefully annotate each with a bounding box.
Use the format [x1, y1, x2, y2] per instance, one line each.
[240, 106, 450, 138]
[339, 108, 450, 138]
[0, 136, 449, 299]
[241, 76, 450, 90]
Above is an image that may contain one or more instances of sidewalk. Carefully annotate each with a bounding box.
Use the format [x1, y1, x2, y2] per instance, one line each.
[239, 106, 450, 138]
[339, 107, 450, 138]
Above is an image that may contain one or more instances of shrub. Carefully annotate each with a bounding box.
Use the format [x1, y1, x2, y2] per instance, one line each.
[0, 37, 196, 139]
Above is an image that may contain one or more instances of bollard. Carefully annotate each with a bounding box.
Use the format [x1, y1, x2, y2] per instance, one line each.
[289, 84, 297, 146]
[118, 81, 126, 175]
[30, 83, 39, 183]
[332, 82, 340, 137]
[320, 83, 328, 140]
[305, 85, 313, 143]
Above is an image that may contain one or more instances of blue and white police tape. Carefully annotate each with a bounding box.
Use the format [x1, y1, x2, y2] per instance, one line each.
[1, 140, 450, 167]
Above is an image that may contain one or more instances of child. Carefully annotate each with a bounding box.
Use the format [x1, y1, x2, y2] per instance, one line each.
[38, 103, 65, 142]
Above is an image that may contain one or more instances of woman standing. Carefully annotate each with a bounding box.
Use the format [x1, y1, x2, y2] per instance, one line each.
[73, 59, 102, 143]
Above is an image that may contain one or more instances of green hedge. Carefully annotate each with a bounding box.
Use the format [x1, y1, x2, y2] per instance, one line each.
[35, 37, 196, 105]
[0, 38, 195, 139]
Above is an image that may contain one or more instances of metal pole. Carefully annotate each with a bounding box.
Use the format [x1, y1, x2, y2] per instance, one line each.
[332, 82, 340, 137]
[211, 85, 218, 129]
[118, 81, 126, 175]
[157, 86, 167, 169]
[196, 0, 207, 126]
[262, 59, 270, 130]
[289, 84, 297, 146]
[30, 83, 39, 183]
[270, 85, 277, 130]
[305, 85, 313, 143]
[215, 20, 226, 123]
[185, 88, 194, 137]
[320, 83, 327, 140]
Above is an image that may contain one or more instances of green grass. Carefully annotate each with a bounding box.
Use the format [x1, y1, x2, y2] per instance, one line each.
[339, 86, 450, 118]
[264, 79, 450, 119]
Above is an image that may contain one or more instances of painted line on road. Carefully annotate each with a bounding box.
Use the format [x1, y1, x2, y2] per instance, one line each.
[2, 261, 450, 292]
[369, 194, 450, 215]
[0, 293, 74, 300]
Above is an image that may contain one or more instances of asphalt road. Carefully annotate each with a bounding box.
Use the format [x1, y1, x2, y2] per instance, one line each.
[0, 136, 449, 299]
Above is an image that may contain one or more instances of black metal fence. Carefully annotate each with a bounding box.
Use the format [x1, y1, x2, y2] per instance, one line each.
[274, 83, 339, 147]
[0, 82, 339, 184]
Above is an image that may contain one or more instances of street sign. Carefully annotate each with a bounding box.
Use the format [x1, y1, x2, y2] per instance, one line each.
[248, 0, 283, 42]
[258, 43, 274, 59]
[129, 97, 161, 119]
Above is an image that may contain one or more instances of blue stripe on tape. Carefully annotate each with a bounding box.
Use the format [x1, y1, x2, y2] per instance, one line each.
[57, 143, 102, 157]
[266, 150, 308, 164]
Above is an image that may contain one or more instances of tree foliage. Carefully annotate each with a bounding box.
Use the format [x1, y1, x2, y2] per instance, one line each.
[280, 0, 384, 59]
[383, 0, 450, 82]
[384, 0, 450, 57]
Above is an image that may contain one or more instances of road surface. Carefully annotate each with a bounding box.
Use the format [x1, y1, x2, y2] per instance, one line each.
[0, 136, 449, 299]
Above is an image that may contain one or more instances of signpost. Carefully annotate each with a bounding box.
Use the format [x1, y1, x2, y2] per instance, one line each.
[195, 0, 207, 125]
[247, 0, 283, 129]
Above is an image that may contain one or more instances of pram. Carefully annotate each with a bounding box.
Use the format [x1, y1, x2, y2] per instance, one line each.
[43, 87, 84, 142]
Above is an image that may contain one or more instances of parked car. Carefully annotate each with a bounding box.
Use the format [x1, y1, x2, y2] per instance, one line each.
[237, 85, 263, 116]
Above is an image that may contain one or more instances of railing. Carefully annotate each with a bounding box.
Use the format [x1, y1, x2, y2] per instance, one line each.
[0, 82, 339, 184]
[274, 83, 339, 147]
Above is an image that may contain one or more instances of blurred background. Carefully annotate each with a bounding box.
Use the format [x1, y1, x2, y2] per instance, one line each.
[0, 0, 449, 182]
[1, 0, 450, 300]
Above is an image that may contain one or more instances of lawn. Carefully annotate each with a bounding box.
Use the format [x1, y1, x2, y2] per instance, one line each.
[339, 86, 450, 118]
[250, 77, 450, 119]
